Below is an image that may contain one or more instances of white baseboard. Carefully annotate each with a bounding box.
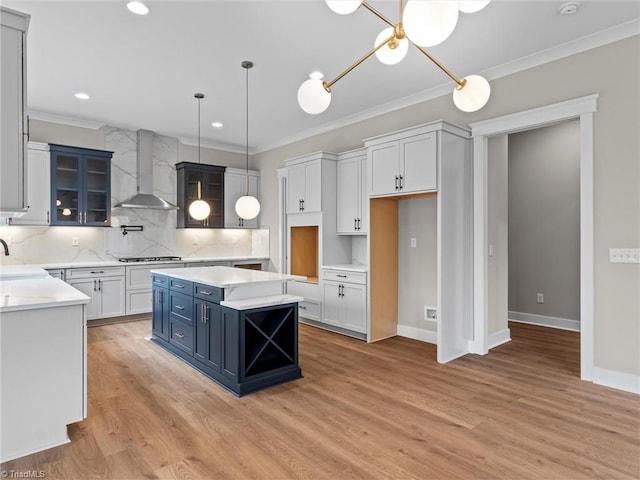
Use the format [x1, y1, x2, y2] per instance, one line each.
[508, 311, 580, 332]
[592, 367, 640, 394]
[397, 325, 437, 344]
[488, 328, 511, 349]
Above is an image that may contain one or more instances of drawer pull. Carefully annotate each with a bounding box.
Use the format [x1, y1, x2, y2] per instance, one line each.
[337, 274, 347, 278]
[299, 305, 307, 310]
[174, 284, 185, 289]
[175, 305, 185, 310]
[90, 270, 105, 274]
[200, 290, 212, 296]
[175, 332, 185, 339]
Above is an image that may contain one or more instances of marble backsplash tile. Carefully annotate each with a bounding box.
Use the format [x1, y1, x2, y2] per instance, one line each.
[0, 126, 269, 266]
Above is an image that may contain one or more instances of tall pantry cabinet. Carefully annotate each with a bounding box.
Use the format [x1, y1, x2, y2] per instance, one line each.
[0, 7, 29, 217]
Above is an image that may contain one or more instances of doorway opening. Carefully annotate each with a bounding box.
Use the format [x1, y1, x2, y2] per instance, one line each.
[471, 94, 597, 381]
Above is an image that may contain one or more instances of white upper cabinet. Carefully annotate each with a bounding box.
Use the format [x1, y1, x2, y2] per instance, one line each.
[285, 155, 324, 214]
[224, 168, 259, 228]
[8, 142, 50, 225]
[0, 7, 29, 217]
[368, 132, 437, 197]
[337, 148, 368, 234]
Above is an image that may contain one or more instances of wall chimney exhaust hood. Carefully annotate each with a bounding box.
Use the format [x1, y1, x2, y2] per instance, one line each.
[113, 129, 178, 210]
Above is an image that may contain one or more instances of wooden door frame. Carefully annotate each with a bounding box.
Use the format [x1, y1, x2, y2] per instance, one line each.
[469, 94, 598, 381]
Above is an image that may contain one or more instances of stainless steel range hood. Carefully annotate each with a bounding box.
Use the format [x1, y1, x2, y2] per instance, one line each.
[113, 129, 178, 210]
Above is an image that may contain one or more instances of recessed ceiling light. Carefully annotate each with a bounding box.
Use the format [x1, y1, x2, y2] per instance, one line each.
[309, 71, 324, 80]
[211, 122, 223, 128]
[558, 2, 579, 15]
[74, 92, 90, 100]
[127, 1, 149, 15]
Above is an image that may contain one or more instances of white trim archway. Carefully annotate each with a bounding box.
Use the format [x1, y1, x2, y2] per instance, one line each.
[469, 94, 598, 381]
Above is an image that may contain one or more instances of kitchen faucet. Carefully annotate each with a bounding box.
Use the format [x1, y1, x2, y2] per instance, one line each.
[0, 238, 9, 256]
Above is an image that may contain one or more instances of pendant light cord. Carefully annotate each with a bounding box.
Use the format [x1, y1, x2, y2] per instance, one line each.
[245, 63, 250, 195]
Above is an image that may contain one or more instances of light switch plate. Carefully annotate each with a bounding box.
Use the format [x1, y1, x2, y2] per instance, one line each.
[609, 248, 640, 264]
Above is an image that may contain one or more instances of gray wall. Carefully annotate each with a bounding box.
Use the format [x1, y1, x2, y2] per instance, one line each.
[397, 196, 437, 332]
[488, 135, 509, 335]
[255, 36, 639, 376]
[508, 120, 581, 321]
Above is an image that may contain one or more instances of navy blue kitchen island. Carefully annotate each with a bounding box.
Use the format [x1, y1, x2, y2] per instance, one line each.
[150, 266, 304, 396]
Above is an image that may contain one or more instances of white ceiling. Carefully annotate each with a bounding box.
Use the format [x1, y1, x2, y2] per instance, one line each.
[4, 1, 639, 153]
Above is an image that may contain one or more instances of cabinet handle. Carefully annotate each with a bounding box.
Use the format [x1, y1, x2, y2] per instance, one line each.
[205, 305, 208, 323]
[175, 332, 185, 339]
[354, 218, 357, 231]
[299, 199, 302, 211]
[395, 175, 399, 190]
[47, 211, 50, 224]
[175, 304, 185, 310]
[357, 218, 361, 230]
[337, 274, 347, 278]
[90, 270, 105, 274]
[201, 304, 205, 323]
[174, 284, 184, 289]
[301, 198, 305, 211]
[299, 305, 307, 310]
[93, 280, 97, 292]
[399, 175, 404, 189]
[200, 290, 212, 296]
[98, 279, 102, 291]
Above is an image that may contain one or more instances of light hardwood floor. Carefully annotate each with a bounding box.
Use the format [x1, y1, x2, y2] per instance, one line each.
[2, 320, 639, 479]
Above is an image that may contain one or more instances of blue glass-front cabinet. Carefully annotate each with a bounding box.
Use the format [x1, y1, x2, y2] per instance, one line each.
[49, 144, 113, 226]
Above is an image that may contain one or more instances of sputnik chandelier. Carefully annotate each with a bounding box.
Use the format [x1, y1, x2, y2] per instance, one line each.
[298, 0, 492, 115]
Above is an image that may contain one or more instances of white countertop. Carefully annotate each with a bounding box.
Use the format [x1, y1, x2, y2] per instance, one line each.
[151, 266, 305, 288]
[0, 265, 49, 279]
[0, 276, 90, 313]
[9, 256, 269, 270]
[322, 264, 368, 272]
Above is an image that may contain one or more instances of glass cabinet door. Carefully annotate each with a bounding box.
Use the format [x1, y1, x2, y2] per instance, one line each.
[85, 156, 109, 225]
[50, 145, 112, 226]
[53, 152, 81, 224]
[204, 170, 224, 228]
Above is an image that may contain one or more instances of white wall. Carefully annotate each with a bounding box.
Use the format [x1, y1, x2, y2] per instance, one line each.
[397, 196, 437, 332]
[254, 36, 639, 376]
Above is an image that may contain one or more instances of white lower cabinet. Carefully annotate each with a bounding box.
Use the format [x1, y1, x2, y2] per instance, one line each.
[66, 267, 125, 320]
[321, 268, 366, 334]
[125, 263, 185, 314]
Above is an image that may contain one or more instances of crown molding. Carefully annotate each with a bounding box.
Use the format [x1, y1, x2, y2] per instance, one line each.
[28, 109, 106, 130]
[255, 19, 640, 154]
[177, 136, 254, 155]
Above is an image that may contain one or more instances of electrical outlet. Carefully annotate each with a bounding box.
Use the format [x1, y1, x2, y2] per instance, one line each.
[537, 293, 544, 304]
[424, 306, 437, 321]
[411, 238, 417, 248]
[72, 236, 79, 247]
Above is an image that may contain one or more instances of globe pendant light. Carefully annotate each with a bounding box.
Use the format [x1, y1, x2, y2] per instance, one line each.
[298, 0, 492, 115]
[188, 93, 211, 221]
[235, 61, 261, 221]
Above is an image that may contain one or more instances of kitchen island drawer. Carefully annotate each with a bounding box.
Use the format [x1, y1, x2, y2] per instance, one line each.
[66, 266, 125, 279]
[321, 269, 366, 284]
[170, 291, 193, 324]
[170, 278, 193, 295]
[169, 318, 194, 355]
[194, 283, 223, 303]
[152, 274, 169, 287]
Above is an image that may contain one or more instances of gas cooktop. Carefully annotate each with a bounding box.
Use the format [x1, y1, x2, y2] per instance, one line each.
[117, 256, 182, 263]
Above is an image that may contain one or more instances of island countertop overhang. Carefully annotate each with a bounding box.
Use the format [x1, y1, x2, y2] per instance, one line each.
[150, 266, 305, 289]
